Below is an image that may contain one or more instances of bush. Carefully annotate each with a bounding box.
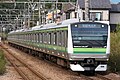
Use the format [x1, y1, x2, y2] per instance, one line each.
[0, 50, 6, 75]
[108, 24, 120, 73]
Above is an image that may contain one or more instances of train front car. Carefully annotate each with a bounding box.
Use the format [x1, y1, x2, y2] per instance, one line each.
[68, 22, 110, 72]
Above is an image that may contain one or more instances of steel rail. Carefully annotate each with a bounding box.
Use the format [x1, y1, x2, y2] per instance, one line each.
[4, 52, 31, 80]
[1, 44, 50, 80]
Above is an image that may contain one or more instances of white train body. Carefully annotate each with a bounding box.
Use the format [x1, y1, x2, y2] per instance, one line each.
[8, 19, 110, 72]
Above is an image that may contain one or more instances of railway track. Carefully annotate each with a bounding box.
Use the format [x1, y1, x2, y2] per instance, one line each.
[95, 73, 111, 80]
[0, 43, 51, 80]
[1, 43, 117, 80]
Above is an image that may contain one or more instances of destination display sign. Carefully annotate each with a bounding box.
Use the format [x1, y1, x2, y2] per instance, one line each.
[73, 23, 107, 28]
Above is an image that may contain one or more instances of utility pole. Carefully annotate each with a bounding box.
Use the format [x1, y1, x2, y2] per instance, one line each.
[23, 2, 26, 29]
[28, 2, 30, 28]
[43, 0, 45, 25]
[39, 0, 41, 25]
[52, 4, 55, 23]
[56, 0, 58, 20]
[85, 0, 89, 21]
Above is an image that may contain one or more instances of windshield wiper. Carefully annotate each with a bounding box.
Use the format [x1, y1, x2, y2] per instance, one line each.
[84, 40, 94, 46]
[93, 40, 105, 46]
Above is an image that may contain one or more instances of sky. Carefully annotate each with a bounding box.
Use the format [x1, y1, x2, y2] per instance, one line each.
[111, 0, 120, 3]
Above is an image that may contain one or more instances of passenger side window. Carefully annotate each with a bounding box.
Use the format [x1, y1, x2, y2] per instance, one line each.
[48, 33, 51, 44]
[53, 32, 57, 45]
[65, 31, 68, 47]
[58, 31, 62, 46]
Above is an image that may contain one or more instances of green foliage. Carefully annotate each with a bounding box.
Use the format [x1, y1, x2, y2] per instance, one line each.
[0, 33, 7, 40]
[0, 50, 6, 75]
[108, 24, 120, 73]
[45, 3, 52, 9]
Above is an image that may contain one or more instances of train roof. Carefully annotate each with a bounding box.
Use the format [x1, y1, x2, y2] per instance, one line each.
[8, 19, 109, 34]
[8, 18, 80, 34]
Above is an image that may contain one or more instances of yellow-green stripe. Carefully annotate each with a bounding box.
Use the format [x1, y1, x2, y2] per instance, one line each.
[73, 48, 106, 54]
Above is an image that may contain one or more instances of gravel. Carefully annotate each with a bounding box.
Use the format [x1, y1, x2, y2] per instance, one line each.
[6, 44, 85, 80]
[105, 73, 120, 80]
[0, 60, 23, 80]
[2, 44, 120, 80]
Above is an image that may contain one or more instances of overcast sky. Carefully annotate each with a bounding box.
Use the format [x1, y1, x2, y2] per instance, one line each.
[111, 0, 120, 3]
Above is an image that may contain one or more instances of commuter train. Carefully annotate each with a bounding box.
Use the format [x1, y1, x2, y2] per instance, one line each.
[7, 19, 110, 72]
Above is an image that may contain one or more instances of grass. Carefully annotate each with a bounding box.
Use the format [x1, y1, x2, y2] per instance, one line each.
[108, 24, 120, 73]
[0, 49, 6, 75]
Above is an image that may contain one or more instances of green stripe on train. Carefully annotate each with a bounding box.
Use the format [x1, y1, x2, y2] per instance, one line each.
[74, 52, 105, 54]
[73, 48, 106, 54]
[23, 41, 67, 52]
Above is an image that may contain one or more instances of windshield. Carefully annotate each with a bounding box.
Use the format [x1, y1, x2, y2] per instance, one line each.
[71, 22, 108, 48]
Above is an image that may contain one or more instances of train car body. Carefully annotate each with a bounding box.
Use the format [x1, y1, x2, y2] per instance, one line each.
[7, 19, 110, 72]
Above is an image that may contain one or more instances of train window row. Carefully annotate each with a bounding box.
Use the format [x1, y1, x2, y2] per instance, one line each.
[8, 30, 68, 47]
